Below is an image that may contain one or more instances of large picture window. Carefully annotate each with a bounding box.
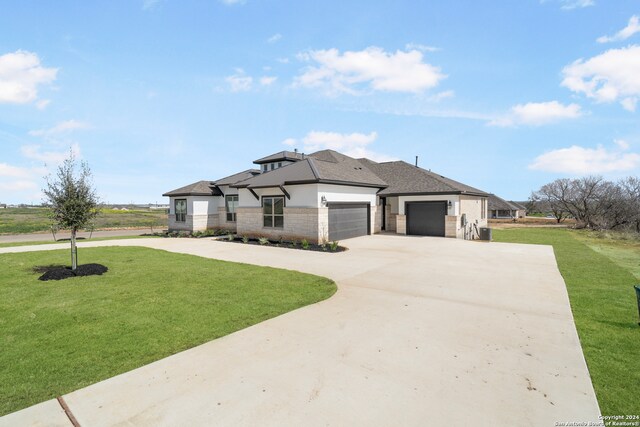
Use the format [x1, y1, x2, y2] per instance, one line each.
[175, 199, 187, 222]
[226, 195, 238, 222]
[263, 196, 284, 228]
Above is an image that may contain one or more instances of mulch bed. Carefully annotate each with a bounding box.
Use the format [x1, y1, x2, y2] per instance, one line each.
[36, 264, 109, 281]
[220, 237, 347, 253]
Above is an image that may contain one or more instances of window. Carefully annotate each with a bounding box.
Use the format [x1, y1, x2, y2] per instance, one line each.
[262, 164, 267, 172]
[277, 162, 282, 168]
[226, 195, 238, 222]
[263, 196, 284, 228]
[270, 163, 275, 170]
[175, 199, 187, 222]
[481, 198, 486, 219]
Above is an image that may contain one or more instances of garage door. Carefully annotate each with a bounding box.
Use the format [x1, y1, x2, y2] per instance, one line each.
[328, 203, 370, 241]
[406, 201, 446, 236]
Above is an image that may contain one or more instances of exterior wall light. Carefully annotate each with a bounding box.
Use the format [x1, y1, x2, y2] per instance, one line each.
[321, 195, 327, 205]
[447, 200, 452, 209]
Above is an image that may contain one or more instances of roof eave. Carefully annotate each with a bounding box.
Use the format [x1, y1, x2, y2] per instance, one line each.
[379, 190, 489, 197]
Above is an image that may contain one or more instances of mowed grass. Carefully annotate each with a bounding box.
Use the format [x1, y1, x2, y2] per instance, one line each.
[493, 228, 640, 416]
[0, 246, 336, 416]
[0, 207, 167, 234]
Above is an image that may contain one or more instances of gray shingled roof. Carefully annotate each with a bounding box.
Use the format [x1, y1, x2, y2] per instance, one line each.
[214, 169, 260, 186]
[308, 149, 353, 163]
[162, 180, 219, 197]
[168, 150, 489, 197]
[233, 156, 386, 189]
[253, 151, 305, 164]
[359, 159, 489, 196]
[509, 200, 527, 210]
[488, 194, 519, 211]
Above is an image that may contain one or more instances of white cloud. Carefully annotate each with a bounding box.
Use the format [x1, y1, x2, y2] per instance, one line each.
[541, 0, 594, 10]
[0, 50, 58, 104]
[267, 33, 282, 44]
[225, 70, 252, 92]
[427, 90, 454, 102]
[220, 0, 245, 4]
[529, 143, 640, 174]
[489, 101, 583, 127]
[0, 163, 47, 197]
[282, 138, 296, 147]
[259, 76, 277, 86]
[621, 97, 638, 112]
[36, 99, 51, 110]
[614, 139, 630, 150]
[276, 57, 290, 64]
[405, 43, 440, 52]
[0, 180, 37, 191]
[597, 15, 640, 43]
[28, 119, 90, 137]
[21, 143, 80, 165]
[282, 131, 396, 162]
[561, 45, 640, 110]
[0, 163, 45, 179]
[294, 46, 445, 95]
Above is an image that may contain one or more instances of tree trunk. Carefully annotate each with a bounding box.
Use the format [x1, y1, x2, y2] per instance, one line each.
[71, 228, 78, 272]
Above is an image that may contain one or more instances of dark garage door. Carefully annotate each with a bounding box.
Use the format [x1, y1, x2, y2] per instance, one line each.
[406, 201, 446, 236]
[328, 203, 370, 241]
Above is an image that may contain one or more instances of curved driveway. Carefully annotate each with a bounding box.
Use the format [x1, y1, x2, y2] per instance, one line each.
[0, 235, 600, 426]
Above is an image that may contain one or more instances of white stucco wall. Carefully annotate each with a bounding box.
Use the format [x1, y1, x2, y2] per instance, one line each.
[318, 184, 378, 207]
[238, 183, 378, 209]
[168, 196, 220, 215]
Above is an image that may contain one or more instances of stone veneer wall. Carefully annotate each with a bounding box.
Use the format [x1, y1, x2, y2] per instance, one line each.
[372, 205, 382, 233]
[236, 207, 324, 243]
[396, 214, 407, 234]
[217, 207, 237, 232]
[168, 214, 220, 232]
[386, 206, 397, 232]
[445, 215, 460, 238]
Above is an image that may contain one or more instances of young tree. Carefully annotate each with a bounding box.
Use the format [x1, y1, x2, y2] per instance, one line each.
[42, 152, 99, 271]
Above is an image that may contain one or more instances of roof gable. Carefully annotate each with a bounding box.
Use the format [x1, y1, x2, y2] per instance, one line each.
[253, 151, 305, 164]
[162, 180, 220, 197]
[488, 194, 520, 211]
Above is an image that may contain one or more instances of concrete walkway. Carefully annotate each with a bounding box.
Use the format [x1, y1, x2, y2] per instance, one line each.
[0, 235, 601, 426]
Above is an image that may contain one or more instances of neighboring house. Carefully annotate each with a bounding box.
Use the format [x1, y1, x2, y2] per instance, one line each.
[509, 201, 527, 219]
[488, 194, 524, 219]
[163, 149, 489, 241]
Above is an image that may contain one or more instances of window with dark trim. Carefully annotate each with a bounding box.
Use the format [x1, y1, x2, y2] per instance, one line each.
[263, 196, 284, 228]
[226, 195, 238, 222]
[270, 163, 275, 170]
[262, 164, 267, 172]
[175, 199, 187, 222]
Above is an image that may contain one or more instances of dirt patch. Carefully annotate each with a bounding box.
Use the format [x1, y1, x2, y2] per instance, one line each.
[37, 264, 109, 281]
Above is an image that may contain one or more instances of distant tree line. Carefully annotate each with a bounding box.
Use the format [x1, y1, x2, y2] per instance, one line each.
[530, 176, 640, 232]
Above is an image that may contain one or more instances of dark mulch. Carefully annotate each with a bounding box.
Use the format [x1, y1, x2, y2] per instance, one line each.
[220, 237, 347, 253]
[37, 263, 109, 281]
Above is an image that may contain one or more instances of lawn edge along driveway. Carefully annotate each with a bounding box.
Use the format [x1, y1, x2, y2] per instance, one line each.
[494, 228, 640, 417]
[0, 245, 336, 416]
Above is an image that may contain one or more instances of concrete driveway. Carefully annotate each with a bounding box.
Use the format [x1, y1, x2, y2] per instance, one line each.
[0, 235, 600, 426]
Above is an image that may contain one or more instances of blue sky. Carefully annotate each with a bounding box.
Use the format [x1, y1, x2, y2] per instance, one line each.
[1, 0, 639, 204]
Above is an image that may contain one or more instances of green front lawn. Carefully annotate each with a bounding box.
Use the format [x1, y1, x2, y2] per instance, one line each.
[0, 247, 336, 416]
[493, 228, 640, 416]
